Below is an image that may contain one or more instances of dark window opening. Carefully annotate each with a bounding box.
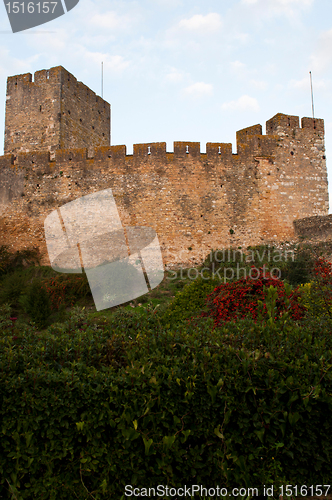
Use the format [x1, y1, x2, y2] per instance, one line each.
[36, 184, 39, 187]
[290, 151, 294, 155]
[68, 110, 71, 115]
[80, 118, 82, 122]
[92, 126, 95, 130]
[102, 133, 105, 136]
[323, 155, 326, 159]
[220, 184, 223, 188]
[200, 214, 203, 217]
[40, 105, 42, 112]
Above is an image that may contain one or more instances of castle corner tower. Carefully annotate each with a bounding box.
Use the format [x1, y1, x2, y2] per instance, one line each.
[4, 66, 111, 155]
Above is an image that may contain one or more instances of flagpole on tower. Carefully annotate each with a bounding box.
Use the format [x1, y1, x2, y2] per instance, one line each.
[309, 71, 314, 119]
[101, 61, 104, 99]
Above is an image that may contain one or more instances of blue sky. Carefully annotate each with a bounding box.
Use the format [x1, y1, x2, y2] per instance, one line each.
[1, 0, 332, 212]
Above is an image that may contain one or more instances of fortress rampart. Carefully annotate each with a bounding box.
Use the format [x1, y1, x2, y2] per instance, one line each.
[0, 66, 329, 269]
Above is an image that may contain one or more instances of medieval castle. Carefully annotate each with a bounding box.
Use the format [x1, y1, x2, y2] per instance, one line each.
[0, 65, 330, 269]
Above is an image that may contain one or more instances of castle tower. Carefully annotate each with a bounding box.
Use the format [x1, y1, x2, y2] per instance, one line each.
[4, 66, 111, 155]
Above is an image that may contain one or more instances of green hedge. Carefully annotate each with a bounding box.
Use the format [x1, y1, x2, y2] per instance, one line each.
[0, 303, 332, 499]
[160, 274, 220, 327]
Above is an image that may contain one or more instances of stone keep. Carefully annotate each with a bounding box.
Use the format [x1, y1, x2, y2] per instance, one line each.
[0, 66, 329, 269]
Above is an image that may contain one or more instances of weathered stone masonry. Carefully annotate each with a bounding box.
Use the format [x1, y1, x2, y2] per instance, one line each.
[0, 66, 329, 269]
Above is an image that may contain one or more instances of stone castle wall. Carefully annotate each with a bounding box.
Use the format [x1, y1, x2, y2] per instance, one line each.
[0, 67, 329, 270]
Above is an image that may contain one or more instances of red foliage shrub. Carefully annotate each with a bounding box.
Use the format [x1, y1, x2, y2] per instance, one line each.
[41, 275, 88, 311]
[313, 256, 332, 282]
[199, 266, 305, 329]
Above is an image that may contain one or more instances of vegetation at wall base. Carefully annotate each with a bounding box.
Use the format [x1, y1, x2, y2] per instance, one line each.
[0, 243, 331, 498]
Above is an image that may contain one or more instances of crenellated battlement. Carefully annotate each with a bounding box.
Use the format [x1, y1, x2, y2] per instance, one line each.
[6, 66, 107, 110]
[0, 110, 325, 170]
[266, 113, 324, 135]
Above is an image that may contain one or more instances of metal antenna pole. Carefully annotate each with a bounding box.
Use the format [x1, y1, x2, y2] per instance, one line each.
[309, 71, 315, 119]
[101, 62, 103, 98]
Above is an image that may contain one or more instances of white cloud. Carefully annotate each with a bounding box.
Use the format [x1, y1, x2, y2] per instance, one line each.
[166, 68, 185, 83]
[184, 82, 213, 97]
[63, 47, 130, 75]
[231, 60, 246, 73]
[250, 79, 268, 90]
[232, 32, 250, 43]
[242, 0, 313, 7]
[289, 76, 327, 91]
[89, 10, 136, 33]
[310, 29, 332, 73]
[177, 13, 222, 34]
[231, 60, 246, 70]
[151, 0, 183, 7]
[163, 12, 222, 50]
[107, 55, 130, 73]
[80, 52, 129, 73]
[221, 95, 260, 112]
[240, 0, 314, 20]
[0, 48, 40, 80]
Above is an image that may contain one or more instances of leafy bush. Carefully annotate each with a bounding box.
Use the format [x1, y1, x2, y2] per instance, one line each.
[0, 303, 12, 331]
[280, 246, 315, 286]
[41, 273, 91, 310]
[0, 271, 27, 306]
[0, 302, 332, 498]
[298, 257, 332, 319]
[22, 280, 52, 328]
[160, 274, 220, 326]
[0, 245, 40, 277]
